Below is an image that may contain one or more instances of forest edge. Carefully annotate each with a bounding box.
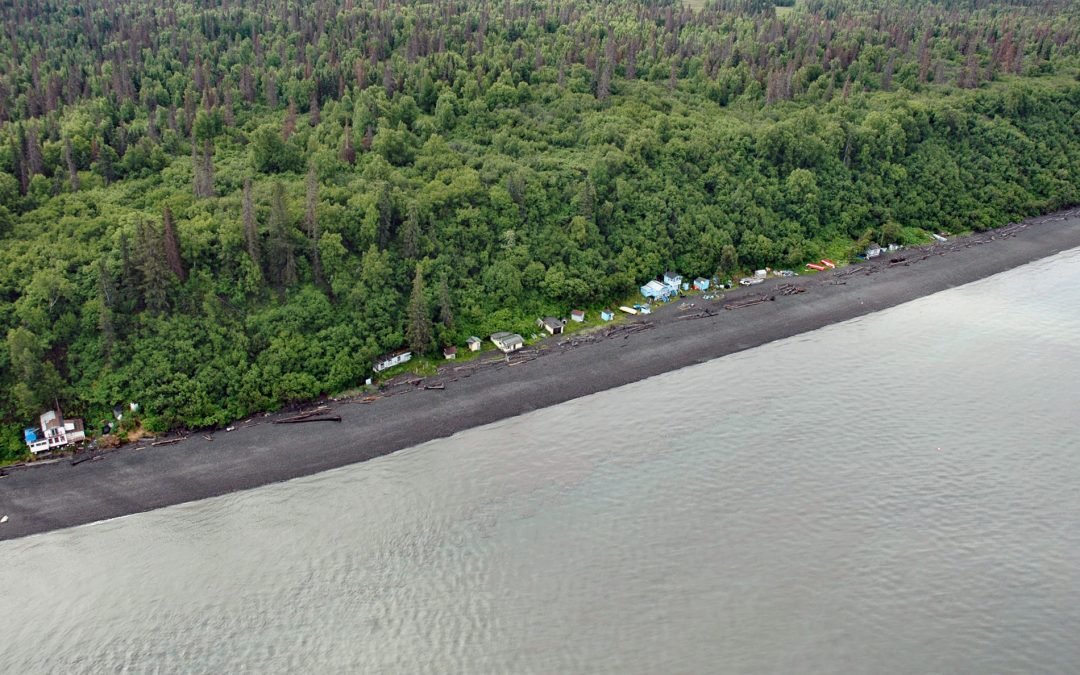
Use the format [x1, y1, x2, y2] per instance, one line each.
[1, 206, 1080, 541]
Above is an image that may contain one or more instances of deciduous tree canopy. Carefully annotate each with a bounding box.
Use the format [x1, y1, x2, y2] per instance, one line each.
[1, 0, 1079, 460]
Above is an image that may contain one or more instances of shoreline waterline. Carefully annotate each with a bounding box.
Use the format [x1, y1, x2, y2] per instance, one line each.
[2, 209, 1080, 540]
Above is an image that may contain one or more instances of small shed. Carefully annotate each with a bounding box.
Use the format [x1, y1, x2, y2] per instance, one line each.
[538, 317, 564, 335]
[600, 309, 615, 321]
[490, 332, 524, 353]
[571, 309, 585, 323]
[865, 243, 882, 259]
[443, 346, 457, 360]
[693, 277, 710, 291]
[466, 336, 482, 352]
[374, 348, 412, 373]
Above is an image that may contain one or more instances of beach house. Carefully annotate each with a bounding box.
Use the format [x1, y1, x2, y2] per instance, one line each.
[490, 332, 524, 353]
[25, 409, 86, 454]
[373, 348, 412, 373]
[640, 279, 671, 300]
[663, 271, 682, 291]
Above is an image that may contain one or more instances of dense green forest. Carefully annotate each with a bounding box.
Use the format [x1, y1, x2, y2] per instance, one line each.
[1, 0, 1079, 460]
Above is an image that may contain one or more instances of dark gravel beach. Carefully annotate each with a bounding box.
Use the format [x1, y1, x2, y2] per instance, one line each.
[2, 209, 1080, 541]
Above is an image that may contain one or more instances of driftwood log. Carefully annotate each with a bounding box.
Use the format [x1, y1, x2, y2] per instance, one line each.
[273, 415, 342, 424]
[724, 295, 774, 310]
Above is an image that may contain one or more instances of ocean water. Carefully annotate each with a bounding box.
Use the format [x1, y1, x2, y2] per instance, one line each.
[3, 248, 1080, 674]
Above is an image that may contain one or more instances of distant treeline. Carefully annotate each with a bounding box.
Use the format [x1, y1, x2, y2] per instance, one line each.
[0, 0, 1078, 460]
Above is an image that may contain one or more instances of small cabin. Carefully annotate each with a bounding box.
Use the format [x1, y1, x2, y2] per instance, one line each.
[490, 332, 524, 353]
[600, 309, 615, 321]
[570, 309, 585, 323]
[442, 346, 457, 360]
[373, 348, 412, 373]
[640, 279, 670, 300]
[466, 336, 482, 352]
[693, 277, 710, 291]
[538, 317, 564, 335]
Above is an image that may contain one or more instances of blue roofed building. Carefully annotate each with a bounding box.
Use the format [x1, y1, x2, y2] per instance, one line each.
[640, 279, 672, 300]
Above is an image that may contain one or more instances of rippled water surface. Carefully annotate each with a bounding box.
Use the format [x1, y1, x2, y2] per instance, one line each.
[4, 249, 1080, 674]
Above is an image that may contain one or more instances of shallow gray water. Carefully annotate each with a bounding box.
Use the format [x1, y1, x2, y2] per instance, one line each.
[3, 248, 1080, 674]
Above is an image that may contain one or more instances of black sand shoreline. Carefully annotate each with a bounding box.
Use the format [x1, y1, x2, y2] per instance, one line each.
[3, 209, 1080, 541]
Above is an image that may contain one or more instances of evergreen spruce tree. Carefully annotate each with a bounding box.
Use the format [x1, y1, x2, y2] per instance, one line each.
[406, 264, 432, 356]
[162, 207, 186, 281]
[305, 165, 322, 286]
[438, 276, 454, 331]
[267, 181, 297, 288]
[242, 177, 261, 272]
[135, 220, 171, 314]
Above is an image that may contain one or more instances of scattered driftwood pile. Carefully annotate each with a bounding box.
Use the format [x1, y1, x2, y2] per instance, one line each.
[724, 295, 775, 310]
[557, 320, 656, 348]
[605, 321, 656, 338]
[151, 437, 187, 447]
[676, 308, 720, 321]
[273, 407, 341, 424]
[776, 283, 806, 296]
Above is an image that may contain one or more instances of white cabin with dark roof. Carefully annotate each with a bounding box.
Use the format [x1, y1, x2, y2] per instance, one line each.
[373, 348, 412, 373]
[538, 317, 565, 335]
[490, 332, 524, 353]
